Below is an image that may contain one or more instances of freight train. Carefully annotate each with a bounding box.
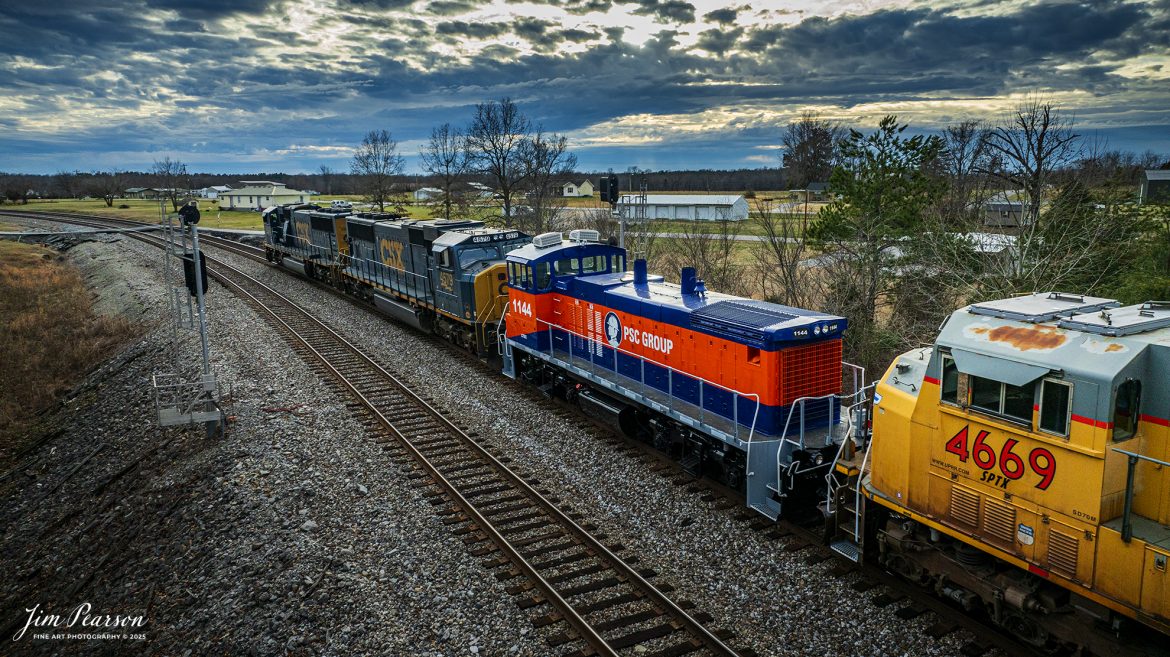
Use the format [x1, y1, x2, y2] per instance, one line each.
[260, 202, 1169, 652]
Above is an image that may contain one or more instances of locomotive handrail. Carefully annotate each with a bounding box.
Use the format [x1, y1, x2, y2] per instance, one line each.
[1113, 447, 1170, 542]
[528, 316, 761, 443]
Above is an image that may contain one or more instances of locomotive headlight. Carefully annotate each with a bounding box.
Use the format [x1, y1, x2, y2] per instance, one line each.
[814, 325, 822, 335]
[815, 453, 824, 465]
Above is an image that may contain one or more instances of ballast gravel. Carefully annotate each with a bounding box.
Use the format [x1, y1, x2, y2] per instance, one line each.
[202, 237, 998, 657]
[0, 230, 547, 657]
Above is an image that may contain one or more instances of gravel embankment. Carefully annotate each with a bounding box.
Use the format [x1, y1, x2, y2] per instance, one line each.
[0, 231, 547, 656]
[204, 240, 988, 657]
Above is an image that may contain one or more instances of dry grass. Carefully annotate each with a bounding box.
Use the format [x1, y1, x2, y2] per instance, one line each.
[0, 241, 138, 441]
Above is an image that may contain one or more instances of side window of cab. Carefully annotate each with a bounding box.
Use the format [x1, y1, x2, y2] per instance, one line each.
[534, 262, 551, 290]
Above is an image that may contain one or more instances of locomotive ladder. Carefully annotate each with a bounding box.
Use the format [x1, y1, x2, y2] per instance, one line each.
[825, 389, 876, 563]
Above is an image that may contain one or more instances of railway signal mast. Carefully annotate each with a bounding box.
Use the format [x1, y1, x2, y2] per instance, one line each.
[151, 199, 225, 437]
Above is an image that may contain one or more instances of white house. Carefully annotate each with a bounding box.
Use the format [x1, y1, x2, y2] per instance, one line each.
[414, 187, 444, 202]
[616, 194, 750, 221]
[219, 181, 309, 210]
[468, 182, 494, 199]
[562, 180, 595, 198]
[197, 185, 233, 199]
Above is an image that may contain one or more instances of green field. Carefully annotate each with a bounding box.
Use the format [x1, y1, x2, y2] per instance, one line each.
[2, 194, 823, 236]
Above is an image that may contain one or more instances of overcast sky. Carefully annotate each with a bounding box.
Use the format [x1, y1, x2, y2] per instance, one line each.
[3, 0, 1169, 174]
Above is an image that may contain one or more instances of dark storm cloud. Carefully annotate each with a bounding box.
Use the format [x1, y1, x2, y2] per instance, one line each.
[696, 26, 742, 55]
[514, 17, 553, 41]
[426, 0, 484, 15]
[625, 0, 695, 24]
[508, 0, 613, 15]
[561, 28, 598, 43]
[336, 0, 416, 8]
[435, 20, 509, 39]
[703, 7, 737, 24]
[3, 0, 1169, 174]
[145, 0, 274, 19]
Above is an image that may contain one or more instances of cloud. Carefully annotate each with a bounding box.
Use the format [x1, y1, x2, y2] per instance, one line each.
[435, 20, 510, 39]
[703, 7, 737, 24]
[1, 0, 1169, 174]
[626, 0, 695, 24]
[426, 0, 485, 15]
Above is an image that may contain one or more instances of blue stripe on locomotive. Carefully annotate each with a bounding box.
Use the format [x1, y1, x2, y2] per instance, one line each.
[508, 327, 839, 438]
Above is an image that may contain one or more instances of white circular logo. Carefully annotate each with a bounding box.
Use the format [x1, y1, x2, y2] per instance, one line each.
[604, 312, 622, 347]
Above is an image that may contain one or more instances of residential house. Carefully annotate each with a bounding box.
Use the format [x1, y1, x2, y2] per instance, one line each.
[982, 193, 1025, 228]
[414, 187, 444, 202]
[1140, 170, 1170, 205]
[561, 180, 595, 198]
[197, 185, 233, 199]
[218, 181, 310, 210]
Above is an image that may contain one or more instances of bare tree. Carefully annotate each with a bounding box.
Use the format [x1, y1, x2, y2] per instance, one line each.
[750, 197, 823, 309]
[351, 129, 405, 212]
[518, 130, 577, 234]
[53, 170, 82, 199]
[152, 157, 189, 211]
[88, 170, 127, 207]
[781, 111, 842, 190]
[982, 99, 1081, 225]
[1, 174, 32, 204]
[465, 98, 533, 225]
[936, 120, 994, 225]
[657, 219, 748, 295]
[317, 165, 335, 196]
[419, 123, 470, 221]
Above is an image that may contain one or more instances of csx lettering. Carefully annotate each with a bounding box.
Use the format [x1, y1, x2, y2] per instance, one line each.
[514, 300, 533, 317]
[944, 425, 1057, 491]
[622, 327, 674, 354]
[379, 239, 405, 270]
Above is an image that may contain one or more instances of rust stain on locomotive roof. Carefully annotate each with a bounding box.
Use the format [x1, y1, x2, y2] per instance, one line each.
[968, 324, 1068, 351]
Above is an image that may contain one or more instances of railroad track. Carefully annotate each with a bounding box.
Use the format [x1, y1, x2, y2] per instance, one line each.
[2, 210, 747, 657]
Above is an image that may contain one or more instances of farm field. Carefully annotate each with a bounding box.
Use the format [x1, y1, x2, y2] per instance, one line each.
[2, 193, 826, 235]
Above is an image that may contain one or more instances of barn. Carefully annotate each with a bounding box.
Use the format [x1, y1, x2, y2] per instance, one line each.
[617, 194, 750, 221]
[1140, 170, 1170, 205]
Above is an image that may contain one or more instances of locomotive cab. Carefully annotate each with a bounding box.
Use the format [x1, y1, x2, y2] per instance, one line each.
[852, 292, 1170, 650]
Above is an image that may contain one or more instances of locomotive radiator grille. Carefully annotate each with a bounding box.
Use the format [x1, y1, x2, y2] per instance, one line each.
[982, 499, 1016, 545]
[779, 339, 843, 405]
[1047, 530, 1080, 578]
[949, 485, 980, 528]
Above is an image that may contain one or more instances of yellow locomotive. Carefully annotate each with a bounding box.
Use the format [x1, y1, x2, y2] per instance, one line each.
[829, 292, 1170, 652]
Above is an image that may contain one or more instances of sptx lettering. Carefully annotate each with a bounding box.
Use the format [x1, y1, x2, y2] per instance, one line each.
[623, 327, 674, 355]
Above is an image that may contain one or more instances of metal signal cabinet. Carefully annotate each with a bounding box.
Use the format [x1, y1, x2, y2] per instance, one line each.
[862, 292, 1170, 645]
[502, 232, 850, 518]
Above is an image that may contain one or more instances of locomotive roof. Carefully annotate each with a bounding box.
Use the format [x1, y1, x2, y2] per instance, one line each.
[432, 227, 527, 249]
[506, 237, 619, 263]
[569, 272, 846, 347]
[938, 291, 1170, 385]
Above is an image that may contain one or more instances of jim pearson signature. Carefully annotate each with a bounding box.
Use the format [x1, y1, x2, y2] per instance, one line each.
[13, 603, 146, 641]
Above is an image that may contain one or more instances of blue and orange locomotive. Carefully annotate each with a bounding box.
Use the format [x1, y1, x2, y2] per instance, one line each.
[500, 230, 855, 513]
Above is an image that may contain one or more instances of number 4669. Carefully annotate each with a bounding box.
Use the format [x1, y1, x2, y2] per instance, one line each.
[945, 426, 1056, 490]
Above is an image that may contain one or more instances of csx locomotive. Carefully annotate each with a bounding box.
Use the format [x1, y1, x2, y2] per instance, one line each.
[827, 292, 1170, 652]
[262, 204, 528, 354]
[261, 202, 1169, 651]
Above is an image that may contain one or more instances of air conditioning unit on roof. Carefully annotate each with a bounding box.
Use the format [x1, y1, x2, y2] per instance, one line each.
[568, 229, 600, 243]
[532, 232, 562, 248]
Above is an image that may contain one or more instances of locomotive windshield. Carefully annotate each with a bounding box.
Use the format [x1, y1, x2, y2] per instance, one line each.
[458, 245, 501, 270]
